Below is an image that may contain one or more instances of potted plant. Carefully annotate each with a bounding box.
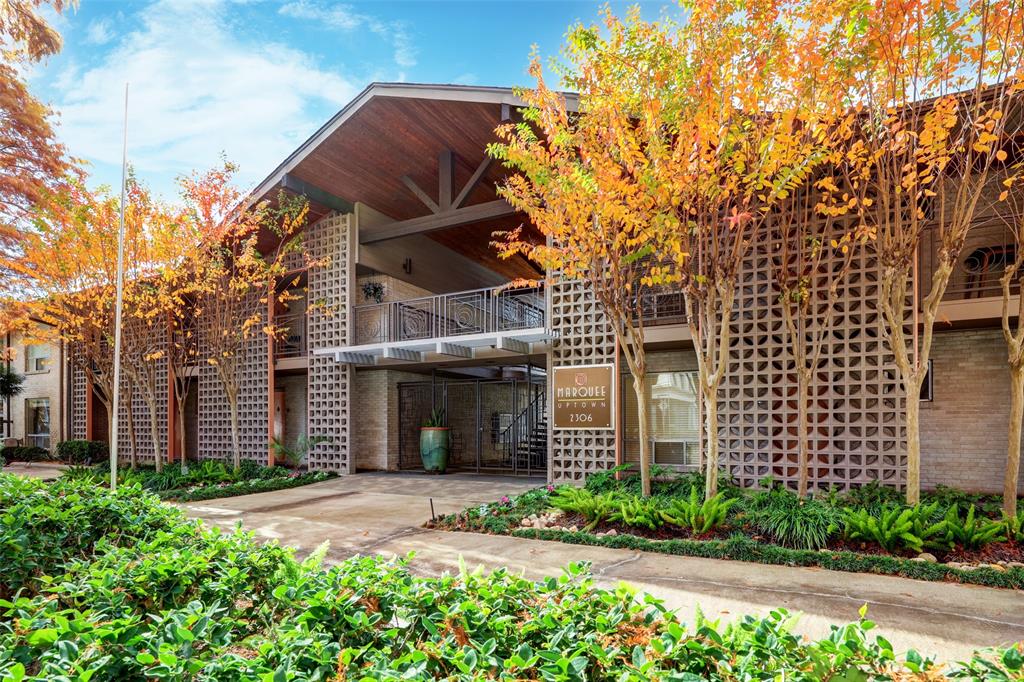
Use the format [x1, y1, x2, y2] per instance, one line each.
[420, 407, 449, 473]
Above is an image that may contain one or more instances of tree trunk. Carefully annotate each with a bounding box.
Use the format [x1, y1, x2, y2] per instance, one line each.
[633, 372, 651, 497]
[704, 382, 720, 500]
[125, 398, 137, 470]
[905, 392, 921, 505]
[1006, 363, 1024, 518]
[146, 396, 163, 473]
[796, 368, 810, 498]
[177, 394, 189, 473]
[228, 394, 241, 470]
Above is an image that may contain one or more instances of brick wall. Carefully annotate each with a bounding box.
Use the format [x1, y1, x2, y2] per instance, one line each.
[352, 369, 426, 471]
[920, 328, 1022, 494]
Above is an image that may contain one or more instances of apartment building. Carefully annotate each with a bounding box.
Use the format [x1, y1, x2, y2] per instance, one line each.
[1, 325, 67, 451]
[66, 83, 1022, 493]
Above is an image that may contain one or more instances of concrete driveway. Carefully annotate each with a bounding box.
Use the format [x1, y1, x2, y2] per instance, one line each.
[181, 472, 1024, 662]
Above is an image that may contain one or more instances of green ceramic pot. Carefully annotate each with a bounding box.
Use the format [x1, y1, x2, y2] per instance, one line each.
[419, 428, 450, 473]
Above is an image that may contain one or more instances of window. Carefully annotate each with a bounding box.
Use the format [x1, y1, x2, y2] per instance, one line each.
[622, 370, 701, 468]
[25, 398, 50, 450]
[25, 343, 50, 372]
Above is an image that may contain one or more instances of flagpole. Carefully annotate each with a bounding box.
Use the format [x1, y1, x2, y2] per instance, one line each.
[110, 83, 128, 491]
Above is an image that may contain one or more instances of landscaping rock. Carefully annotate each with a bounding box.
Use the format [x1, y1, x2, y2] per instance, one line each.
[520, 519, 532, 528]
[915, 552, 937, 563]
[569, 525, 579, 533]
[1008, 561, 1024, 569]
[606, 529, 617, 536]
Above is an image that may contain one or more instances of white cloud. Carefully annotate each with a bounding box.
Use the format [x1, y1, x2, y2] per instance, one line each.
[85, 18, 113, 45]
[41, 0, 361, 197]
[279, 0, 417, 68]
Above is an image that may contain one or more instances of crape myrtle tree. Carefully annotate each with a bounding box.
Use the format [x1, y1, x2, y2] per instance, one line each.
[0, 179, 169, 449]
[765, 0, 877, 497]
[847, 0, 1024, 504]
[658, 0, 837, 499]
[997, 150, 1024, 517]
[490, 9, 687, 497]
[182, 162, 308, 470]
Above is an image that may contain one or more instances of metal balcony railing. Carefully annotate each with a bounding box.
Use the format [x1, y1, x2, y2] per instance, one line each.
[274, 312, 307, 359]
[354, 285, 545, 346]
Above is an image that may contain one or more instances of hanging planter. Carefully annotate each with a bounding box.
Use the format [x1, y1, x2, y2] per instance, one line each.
[362, 280, 385, 304]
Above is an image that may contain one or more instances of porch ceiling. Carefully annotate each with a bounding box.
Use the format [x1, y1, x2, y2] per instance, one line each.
[253, 84, 547, 281]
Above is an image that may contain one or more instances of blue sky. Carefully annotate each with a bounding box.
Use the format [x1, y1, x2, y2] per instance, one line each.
[28, 0, 675, 199]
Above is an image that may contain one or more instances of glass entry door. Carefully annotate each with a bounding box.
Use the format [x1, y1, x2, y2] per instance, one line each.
[397, 377, 547, 476]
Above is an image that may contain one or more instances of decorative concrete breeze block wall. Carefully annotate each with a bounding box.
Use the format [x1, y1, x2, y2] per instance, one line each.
[719, 224, 906, 491]
[548, 278, 618, 483]
[197, 295, 270, 462]
[305, 211, 353, 472]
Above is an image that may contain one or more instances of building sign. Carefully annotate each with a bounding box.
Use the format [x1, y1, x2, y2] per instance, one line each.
[553, 363, 615, 430]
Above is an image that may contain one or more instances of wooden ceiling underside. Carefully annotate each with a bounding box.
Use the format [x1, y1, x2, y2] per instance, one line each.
[281, 96, 543, 281]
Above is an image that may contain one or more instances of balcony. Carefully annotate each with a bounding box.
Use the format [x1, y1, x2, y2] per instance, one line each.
[354, 285, 545, 346]
[314, 285, 548, 366]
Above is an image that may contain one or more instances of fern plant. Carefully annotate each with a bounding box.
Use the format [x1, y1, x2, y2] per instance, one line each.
[937, 504, 1005, 550]
[611, 497, 664, 530]
[843, 506, 921, 553]
[548, 488, 622, 531]
[1004, 512, 1024, 543]
[660, 488, 737, 535]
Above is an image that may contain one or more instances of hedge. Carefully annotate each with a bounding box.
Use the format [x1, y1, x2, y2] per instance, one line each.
[0, 474, 1020, 680]
[512, 528, 1024, 589]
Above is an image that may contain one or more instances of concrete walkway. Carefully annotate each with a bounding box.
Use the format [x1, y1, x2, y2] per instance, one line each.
[2, 462, 68, 480]
[180, 472, 1024, 661]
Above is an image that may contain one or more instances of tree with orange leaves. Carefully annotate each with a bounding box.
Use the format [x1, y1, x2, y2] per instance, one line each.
[842, 0, 1024, 504]
[0, 0, 75, 251]
[492, 10, 686, 497]
[0, 176, 173, 452]
[181, 162, 308, 470]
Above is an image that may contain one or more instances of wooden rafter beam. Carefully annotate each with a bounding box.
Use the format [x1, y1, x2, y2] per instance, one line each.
[453, 157, 492, 209]
[438, 150, 453, 212]
[401, 175, 439, 214]
[359, 199, 515, 244]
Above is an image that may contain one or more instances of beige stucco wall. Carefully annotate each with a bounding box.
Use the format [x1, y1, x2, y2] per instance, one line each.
[2, 329, 67, 450]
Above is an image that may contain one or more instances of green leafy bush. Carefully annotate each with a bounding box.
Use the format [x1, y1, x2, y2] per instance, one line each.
[749, 490, 839, 550]
[612, 496, 664, 530]
[0, 445, 50, 462]
[938, 504, 1006, 550]
[54, 439, 108, 464]
[660, 488, 737, 535]
[6, 474, 1019, 680]
[549, 487, 622, 531]
[843, 502, 948, 554]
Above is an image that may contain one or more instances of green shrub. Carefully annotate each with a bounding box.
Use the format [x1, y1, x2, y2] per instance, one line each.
[2, 475, 1022, 678]
[611, 495, 664, 530]
[843, 502, 948, 554]
[749, 490, 839, 550]
[937, 504, 1006, 550]
[548, 487, 622, 531]
[54, 439, 108, 464]
[660, 488, 737, 535]
[838, 481, 904, 513]
[0, 445, 50, 462]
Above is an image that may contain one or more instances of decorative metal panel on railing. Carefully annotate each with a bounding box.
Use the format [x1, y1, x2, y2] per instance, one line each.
[354, 285, 545, 345]
[273, 312, 307, 358]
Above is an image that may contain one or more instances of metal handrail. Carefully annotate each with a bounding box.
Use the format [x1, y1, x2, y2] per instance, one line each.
[274, 312, 307, 358]
[500, 386, 547, 468]
[354, 284, 545, 345]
